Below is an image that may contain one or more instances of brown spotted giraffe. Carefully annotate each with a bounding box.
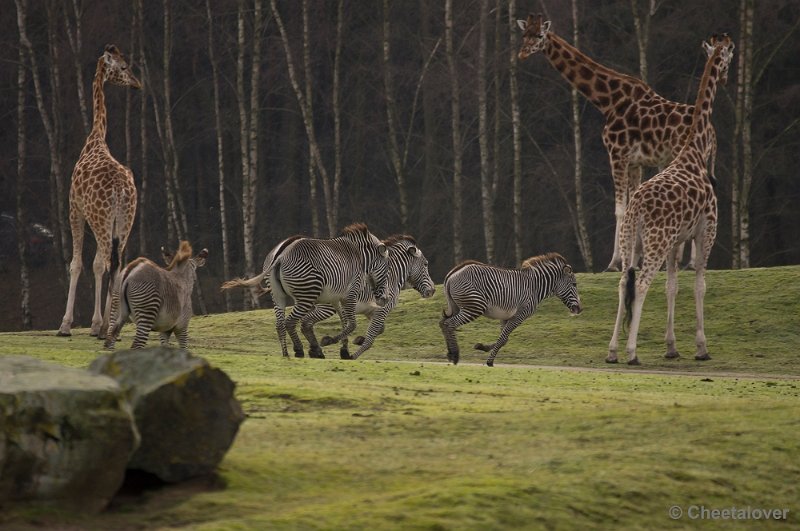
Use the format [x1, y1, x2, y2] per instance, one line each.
[607, 34, 734, 365]
[57, 44, 141, 337]
[517, 14, 717, 271]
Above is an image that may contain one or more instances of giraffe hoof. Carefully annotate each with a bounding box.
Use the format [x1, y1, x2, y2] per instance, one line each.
[627, 358, 641, 366]
[605, 357, 618, 364]
[694, 353, 711, 361]
[665, 351, 680, 359]
[56, 330, 72, 337]
[353, 336, 365, 346]
[604, 264, 621, 273]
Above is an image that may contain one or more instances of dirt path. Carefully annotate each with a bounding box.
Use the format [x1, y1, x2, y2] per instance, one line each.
[380, 358, 800, 381]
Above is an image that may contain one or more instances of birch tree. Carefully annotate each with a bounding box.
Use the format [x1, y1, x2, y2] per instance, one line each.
[63, 0, 90, 136]
[508, 0, 523, 265]
[477, 0, 495, 264]
[17, 41, 32, 329]
[571, 0, 593, 270]
[135, 0, 149, 257]
[445, 0, 464, 264]
[630, 0, 657, 83]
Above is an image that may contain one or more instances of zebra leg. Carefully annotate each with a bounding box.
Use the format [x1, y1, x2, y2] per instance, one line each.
[176, 328, 189, 350]
[485, 311, 530, 367]
[130, 310, 156, 349]
[475, 320, 506, 352]
[103, 297, 130, 350]
[160, 331, 171, 346]
[439, 305, 484, 365]
[321, 300, 357, 350]
[285, 297, 318, 357]
[351, 310, 388, 360]
[274, 306, 290, 357]
[301, 305, 336, 359]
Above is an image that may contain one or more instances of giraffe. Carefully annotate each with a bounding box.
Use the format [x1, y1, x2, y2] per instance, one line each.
[57, 44, 141, 337]
[606, 34, 734, 365]
[517, 14, 717, 271]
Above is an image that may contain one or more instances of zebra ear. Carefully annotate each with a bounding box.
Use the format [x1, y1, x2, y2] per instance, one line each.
[407, 245, 422, 258]
[195, 249, 209, 267]
[378, 244, 388, 258]
[161, 245, 173, 265]
[562, 265, 573, 275]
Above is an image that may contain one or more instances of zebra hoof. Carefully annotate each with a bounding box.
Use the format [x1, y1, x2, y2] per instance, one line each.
[340, 348, 352, 360]
[353, 336, 365, 346]
[665, 351, 680, 359]
[309, 346, 325, 359]
[294, 349, 305, 358]
[486, 359, 494, 367]
[446, 350, 459, 365]
[694, 353, 711, 361]
[320, 336, 336, 347]
[474, 343, 491, 352]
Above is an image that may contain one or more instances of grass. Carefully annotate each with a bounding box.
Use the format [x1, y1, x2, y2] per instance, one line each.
[1, 266, 799, 529]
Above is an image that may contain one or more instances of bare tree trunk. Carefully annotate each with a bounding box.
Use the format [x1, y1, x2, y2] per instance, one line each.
[207, 0, 232, 312]
[16, 0, 69, 277]
[738, 0, 754, 268]
[445, 0, 463, 264]
[301, 0, 320, 236]
[17, 42, 32, 329]
[271, 0, 336, 238]
[630, 0, 656, 82]
[245, 0, 263, 307]
[571, 0, 593, 271]
[383, 0, 409, 230]
[332, 0, 344, 233]
[492, 0, 502, 220]
[135, 0, 148, 257]
[478, 0, 494, 264]
[64, 0, 90, 136]
[508, 0, 523, 265]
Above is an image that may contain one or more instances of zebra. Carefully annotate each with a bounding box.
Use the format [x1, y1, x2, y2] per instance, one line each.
[439, 252, 582, 367]
[220, 234, 306, 298]
[300, 235, 435, 360]
[224, 223, 390, 358]
[104, 238, 208, 350]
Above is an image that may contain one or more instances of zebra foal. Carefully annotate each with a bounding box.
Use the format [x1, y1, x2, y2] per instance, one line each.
[104, 238, 208, 350]
[303, 235, 435, 360]
[440, 252, 582, 367]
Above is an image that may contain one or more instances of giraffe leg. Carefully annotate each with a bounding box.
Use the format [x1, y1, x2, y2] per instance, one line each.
[58, 207, 86, 336]
[607, 272, 630, 363]
[89, 245, 108, 336]
[624, 256, 662, 365]
[664, 246, 681, 359]
[605, 157, 630, 272]
[693, 226, 715, 361]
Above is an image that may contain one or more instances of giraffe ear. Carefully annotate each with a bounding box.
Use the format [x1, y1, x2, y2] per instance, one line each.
[516, 19, 527, 31]
[702, 40, 714, 56]
[541, 20, 551, 34]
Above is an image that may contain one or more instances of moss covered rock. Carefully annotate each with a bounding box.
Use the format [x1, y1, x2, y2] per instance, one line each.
[0, 355, 139, 512]
[89, 347, 244, 482]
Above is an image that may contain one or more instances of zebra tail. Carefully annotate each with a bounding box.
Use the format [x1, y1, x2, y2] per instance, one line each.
[623, 267, 636, 332]
[220, 270, 268, 292]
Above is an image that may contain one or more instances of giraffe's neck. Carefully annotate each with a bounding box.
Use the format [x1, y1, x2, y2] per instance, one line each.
[681, 51, 723, 160]
[90, 57, 108, 141]
[543, 33, 649, 116]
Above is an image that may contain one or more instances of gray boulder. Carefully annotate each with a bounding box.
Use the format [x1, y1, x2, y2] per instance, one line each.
[89, 347, 244, 483]
[0, 355, 139, 512]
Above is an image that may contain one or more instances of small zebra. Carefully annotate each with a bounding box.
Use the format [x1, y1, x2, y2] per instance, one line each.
[104, 238, 208, 350]
[223, 223, 390, 358]
[302, 235, 435, 360]
[440, 252, 582, 367]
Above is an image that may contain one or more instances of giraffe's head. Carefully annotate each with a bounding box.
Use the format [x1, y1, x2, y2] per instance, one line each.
[516, 13, 551, 60]
[702, 33, 735, 85]
[102, 44, 142, 89]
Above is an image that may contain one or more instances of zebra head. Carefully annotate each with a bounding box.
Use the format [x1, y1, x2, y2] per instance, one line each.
[554, 263, 582, 315]
[404, 245, 435, 299]
[161, 242, 209, 279]
[342, 223, 391, 307]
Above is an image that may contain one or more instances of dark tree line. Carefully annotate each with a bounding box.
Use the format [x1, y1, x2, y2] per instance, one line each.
[1, 0, 798, 331]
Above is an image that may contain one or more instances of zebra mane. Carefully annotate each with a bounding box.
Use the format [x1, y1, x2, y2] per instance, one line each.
[341, 222, 371, 239]
[520, 252, 566, 270]
[383, 234, 417, 247]
[166, 241, 193, 271]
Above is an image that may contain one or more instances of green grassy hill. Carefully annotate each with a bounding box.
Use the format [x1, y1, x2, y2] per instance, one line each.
[1, 266, 799, 529]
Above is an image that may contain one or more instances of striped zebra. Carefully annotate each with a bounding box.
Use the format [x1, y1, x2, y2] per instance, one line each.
[225, 223, 390, 358]
[301, 235, 435, 360]
[104, 238, 208, 350]
[440, 252, 582, 367]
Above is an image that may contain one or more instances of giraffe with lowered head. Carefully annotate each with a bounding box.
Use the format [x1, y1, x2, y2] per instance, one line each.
[517, 14, 717, 271]
[57, 44, 142, 337]
[607, 34, 734, 365]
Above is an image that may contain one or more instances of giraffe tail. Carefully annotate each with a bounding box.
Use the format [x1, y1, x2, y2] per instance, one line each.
[622, 267, 636, 332]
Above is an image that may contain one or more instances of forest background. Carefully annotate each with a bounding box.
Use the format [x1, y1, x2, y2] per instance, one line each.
[1, 0, 797, 331]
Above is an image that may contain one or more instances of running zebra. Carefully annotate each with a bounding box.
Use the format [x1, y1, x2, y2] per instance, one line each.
[104, 238, 208, 349]
[440, 252, 582, 367]
[224, 223, 390, 358]
[302, 235, 435, 360]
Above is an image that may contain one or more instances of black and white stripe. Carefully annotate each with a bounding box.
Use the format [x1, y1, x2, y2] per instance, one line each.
[302, 235, 435, 360]
[269, 223, 390, 358]
[439, 252, 582, 366]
